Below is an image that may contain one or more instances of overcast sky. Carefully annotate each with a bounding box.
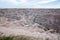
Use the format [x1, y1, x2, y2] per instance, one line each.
[0, 0, 60, 8]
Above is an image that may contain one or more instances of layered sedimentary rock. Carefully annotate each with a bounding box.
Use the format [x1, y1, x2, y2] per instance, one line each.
[0, 9, 60, 33]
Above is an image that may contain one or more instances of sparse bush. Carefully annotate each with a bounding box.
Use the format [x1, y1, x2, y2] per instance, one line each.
[0, 35, 14, 40]
[0, 35, 41, 40]
[45, 38, 49, 40]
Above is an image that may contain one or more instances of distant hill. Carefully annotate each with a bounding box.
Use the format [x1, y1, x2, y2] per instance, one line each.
[0, 9, 60, 33]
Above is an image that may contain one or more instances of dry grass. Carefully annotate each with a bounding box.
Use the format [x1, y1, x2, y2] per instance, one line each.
[0, 35, 41, 40]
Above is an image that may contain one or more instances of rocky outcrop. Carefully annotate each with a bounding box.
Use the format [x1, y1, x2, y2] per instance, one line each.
[0, 9, 60, 33]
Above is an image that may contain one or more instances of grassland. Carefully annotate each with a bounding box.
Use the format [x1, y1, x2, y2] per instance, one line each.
[0, 35, 43, 40]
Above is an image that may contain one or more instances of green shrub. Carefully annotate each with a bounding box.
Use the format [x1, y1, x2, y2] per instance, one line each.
[0, 35, 42, 40]
[0, 35, 34, 40]
[0, 35, 14, 40]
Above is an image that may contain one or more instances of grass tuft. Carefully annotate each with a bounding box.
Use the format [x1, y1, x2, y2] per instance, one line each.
[0, 35, 41, 40]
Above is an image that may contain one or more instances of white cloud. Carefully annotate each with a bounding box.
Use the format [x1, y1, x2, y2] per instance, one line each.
[0, 0, 18, 5]
[17, 0, 56, 5]
[0, 0, 56, 4]
[0, 0, 57, 8]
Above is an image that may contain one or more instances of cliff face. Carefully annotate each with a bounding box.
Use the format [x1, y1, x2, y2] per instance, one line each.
[35, 14, 60, 33]
[0, 9, 60, 33]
